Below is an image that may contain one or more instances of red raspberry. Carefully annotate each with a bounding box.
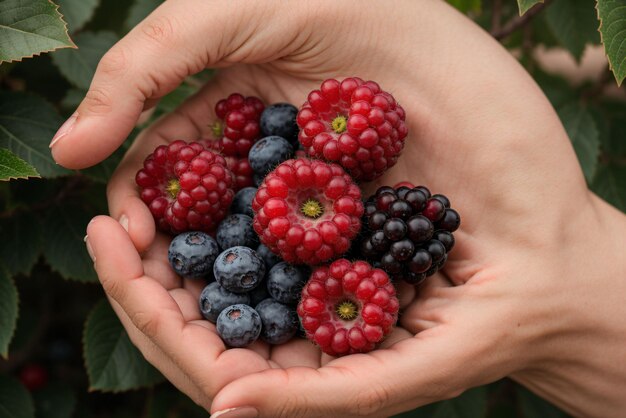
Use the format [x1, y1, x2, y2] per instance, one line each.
[297, 259, 399, 356]
[252, 158, 364, 265]
[297, 77, 408, 181]
[210, 93, 265, 158]
[136, 140, 235, 234]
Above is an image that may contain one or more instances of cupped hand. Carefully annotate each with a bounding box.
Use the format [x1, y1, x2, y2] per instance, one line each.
[77, 0, 626, 417]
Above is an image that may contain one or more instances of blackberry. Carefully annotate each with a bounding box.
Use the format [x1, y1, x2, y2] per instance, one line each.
[358, 185, 460, 284]
[230, 187, 257, 218]
[216, 214, 259, 250]
[256, 243, 282, 271]
[260, 103, 299, 146]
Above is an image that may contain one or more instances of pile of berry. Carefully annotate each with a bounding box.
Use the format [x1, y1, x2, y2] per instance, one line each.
[136, 77, 461, 356]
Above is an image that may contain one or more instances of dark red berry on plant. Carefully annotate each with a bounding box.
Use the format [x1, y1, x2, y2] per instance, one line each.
[437, 209, 461, 232]
[136, 140, 235, 234]
[19, 364, 48, 391]
[297, 77, 408, 181]
[252, 158, 363, 265]
[297, 259, 399, 356]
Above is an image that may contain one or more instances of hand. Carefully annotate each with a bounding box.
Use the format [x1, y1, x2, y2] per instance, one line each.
[76, 0, 626, 417]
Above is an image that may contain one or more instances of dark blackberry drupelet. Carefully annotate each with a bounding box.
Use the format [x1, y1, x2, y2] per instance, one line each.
[358, 185, 460, 284]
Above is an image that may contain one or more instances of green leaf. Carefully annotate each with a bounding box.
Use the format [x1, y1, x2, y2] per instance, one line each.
[33, 385, 76, 418]
[597, 0, 626, 85]
[56, 0, 99, 33]
[125, 0, 163, 30]
[533, 70, 578, 109]
[60, 88, 86, 110]
[0, 148, 40, 181]
[42, 204, 97, 282]
[517, 386, 568, 418]
[83, 300, 164, 392]
[546, 0, 601, 61]
[0, 375, 34, 418]
[592, 162, 626, 212]
[517, 0, 543, 15]
[557, 102, 600, 183]
[51, 31, 119, 90]
[0, 0, 75, 63]
[598, 101, 626, 156]
[447, 0, 481, 13]
[0, 266, 19, 358]
[0, 211, 42, 276]
[392, 386, 487, 418]
[0, 92, 70, 178]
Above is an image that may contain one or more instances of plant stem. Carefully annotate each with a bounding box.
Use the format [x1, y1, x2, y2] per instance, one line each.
[491, 0, 551, 41]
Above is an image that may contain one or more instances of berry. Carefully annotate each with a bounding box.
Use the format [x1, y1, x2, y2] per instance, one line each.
[297, 259, 399, 356]
[248, 281, 270, 306]
[216, 214, 259, 249]
[199, 282, 250, 323]
[256, 243, 282, 271]
[211, 94, 265, 158]
[267, 262, 309, 304]
[168, 231, 220, 279]
[255, 298, 299, 344]
[230, 186, 257, 218]
[260, 103, 299, 146]
[358, 185, 460, 283]
[216, 304, 262, 348]
[18, 364, 48, 391]
[253, 172, 265, 187]
[252, 158, 364, 265]
[297, 77, 408, 181]
[214, 246, 265, 293]
[136, 140, 235, 234]
[248, 136, 294, 175]
[225, 156, 254, 191]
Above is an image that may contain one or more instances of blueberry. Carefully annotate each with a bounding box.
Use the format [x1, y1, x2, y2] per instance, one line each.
[255, 299, 298, 345]
[248, 136, 294, 175]
[231, 187, 257, 218]
[256, 243, 282, 271]
[214, 246, 265, 293]
[253, 172, 265, 187]
[216, 214, 259, 250]
[168, 231, 219, 279]
[216, 304, 262, 348]
[266, 262, 308, 304]
[260, 103, 299, 146]
[248, 281, 270, 306]
[199, 282, 250, 323]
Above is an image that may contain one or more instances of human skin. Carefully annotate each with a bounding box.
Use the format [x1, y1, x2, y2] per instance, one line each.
[50, 0, 626, 417]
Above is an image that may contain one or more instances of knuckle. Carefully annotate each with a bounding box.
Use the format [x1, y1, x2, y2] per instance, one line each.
[140, 15, 175, 47]
[98, 47, 129, 78]
[132, 310, 161, 338]
[82, 88, 114, 115]
[348, 383, 391, 416]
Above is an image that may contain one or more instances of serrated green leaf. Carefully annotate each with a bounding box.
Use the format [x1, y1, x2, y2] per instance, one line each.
[33, 385, 76, 418]
[517, 386, 568, 418]
[0, 211, 42, 276]
[51, 31, 119, 90]
[56, 0, 99, 33]
[598, 101, 626, 156]
[125, 0, 163, 30]
[0, 0, 75, 63]
[592, 163, 626, 212]
[517, 0, 543, 15]
[447, 0, 481, 13]
[83, 300, 164, 392]
[597, 0, 626, 85]
[0, 266, 19, 358]
[0, 148, 40, 181]
[42, 204, 97, 282]
[557, 102, 600, 183]
[0, 92, 70, 178]
[0, 374, 34, 418]
[546, 0, 601, 61]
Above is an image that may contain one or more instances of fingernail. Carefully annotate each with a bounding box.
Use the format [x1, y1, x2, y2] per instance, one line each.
[211, 407, 258, 418]
[50, 112, 78, 148]
[84, 235, 96, 262]
[119, 214, 129, 233]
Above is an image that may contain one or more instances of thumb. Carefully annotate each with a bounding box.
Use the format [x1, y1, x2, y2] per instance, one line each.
[49, 0, 304, 169]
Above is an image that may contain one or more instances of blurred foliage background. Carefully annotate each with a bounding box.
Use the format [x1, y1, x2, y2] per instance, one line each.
[0, 0, 624, 417]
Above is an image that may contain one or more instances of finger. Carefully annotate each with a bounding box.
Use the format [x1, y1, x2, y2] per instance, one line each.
[49, 0, 307, 169]
[211, 330, 490, 418]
